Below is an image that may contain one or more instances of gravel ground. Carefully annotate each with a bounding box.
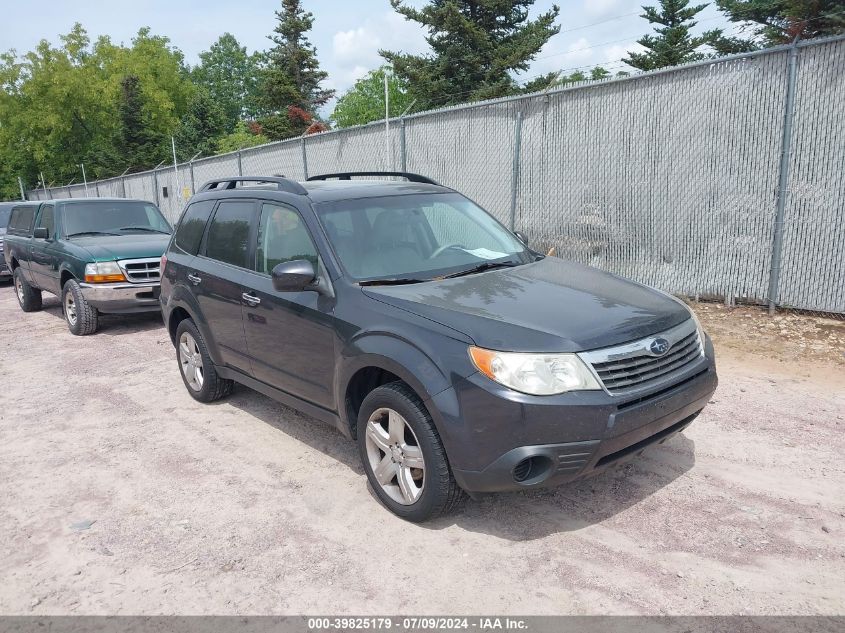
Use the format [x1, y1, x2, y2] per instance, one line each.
[0, 286, 843, 616]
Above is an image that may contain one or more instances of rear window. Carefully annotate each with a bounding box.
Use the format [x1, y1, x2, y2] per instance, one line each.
[174, 200, 215, 255]
[203, 200, 255, 268]
[8, 206, 36, 233]
[0, 206, 12, 228]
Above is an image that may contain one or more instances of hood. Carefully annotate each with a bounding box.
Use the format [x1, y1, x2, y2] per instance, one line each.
[69, 233, 170, 261]
[363, 257, 691, 353]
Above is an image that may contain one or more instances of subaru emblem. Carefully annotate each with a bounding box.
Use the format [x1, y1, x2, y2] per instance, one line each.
[649, 337, 670, 356]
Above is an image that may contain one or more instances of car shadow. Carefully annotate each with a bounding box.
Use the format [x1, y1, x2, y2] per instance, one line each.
[40, 295, 164, 335]
[226, 383, 696, 540]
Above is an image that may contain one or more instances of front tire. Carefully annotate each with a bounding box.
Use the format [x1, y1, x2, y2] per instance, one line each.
[357, 381, 463, 522]
[175, 319, 233, 403]
[62, 279, 98, 335]
[14, 268, 42, 312]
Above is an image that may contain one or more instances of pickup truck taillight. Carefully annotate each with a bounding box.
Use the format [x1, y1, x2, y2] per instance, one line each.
[160, 253, 168, 275]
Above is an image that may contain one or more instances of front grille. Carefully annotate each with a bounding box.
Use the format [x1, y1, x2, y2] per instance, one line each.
[119, 257, 161, 284]
[579, 319, 703, 395]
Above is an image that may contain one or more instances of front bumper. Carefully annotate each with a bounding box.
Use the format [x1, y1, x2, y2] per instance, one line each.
[0, 258, 9, 277]
[79, 282, 161, 314]
[430, 336, 718, 494]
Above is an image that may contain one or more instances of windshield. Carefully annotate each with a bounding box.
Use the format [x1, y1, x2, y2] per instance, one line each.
[62, 201, 171, 237]
[0, 207, 11, 228]
[315, 193, 533, 281]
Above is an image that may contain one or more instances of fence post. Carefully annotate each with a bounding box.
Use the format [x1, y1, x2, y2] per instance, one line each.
[400, 118, 407, 172]
[189, 161, 196, 194]
[237, 150, 243, 176]
[509, 111, 524, 231]
[301, 136, 309, 180]
[121, 176, 127, 198]
[153, 169, 160, 207]
[767, 40, 800, 316]
[18, 176, 26, 201]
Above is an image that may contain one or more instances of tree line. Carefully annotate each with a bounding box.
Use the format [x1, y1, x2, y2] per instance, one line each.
[1, 0, 842, 200]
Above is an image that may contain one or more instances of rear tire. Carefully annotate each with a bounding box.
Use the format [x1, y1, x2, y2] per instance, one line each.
[62, 279, 98, 335]
[14, 268, 42, 312]
[357, 381, 463, 522]
[175, 319, 233, 403]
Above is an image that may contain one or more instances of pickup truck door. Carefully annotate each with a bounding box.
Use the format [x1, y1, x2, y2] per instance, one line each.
[28, 204, 61, 295]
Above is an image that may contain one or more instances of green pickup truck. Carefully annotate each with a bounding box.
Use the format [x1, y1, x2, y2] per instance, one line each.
[3, 198, 172, 335]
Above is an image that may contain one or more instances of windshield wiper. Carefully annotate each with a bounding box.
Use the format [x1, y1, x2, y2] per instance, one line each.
[118, 226, 170, 234]
[359, 277, 429, 287]
[66, 231, 120, 237]
[443, 260, 520, 279]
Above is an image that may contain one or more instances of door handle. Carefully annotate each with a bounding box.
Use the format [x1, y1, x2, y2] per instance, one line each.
[242, 292, 261, 307]
[187, 273, 202, 285]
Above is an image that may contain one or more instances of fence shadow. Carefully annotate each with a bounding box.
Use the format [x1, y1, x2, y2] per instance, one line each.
[226, 382, 695, 540]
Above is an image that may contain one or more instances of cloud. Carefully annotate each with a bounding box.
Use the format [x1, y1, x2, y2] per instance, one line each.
[583, 0, 629, 18]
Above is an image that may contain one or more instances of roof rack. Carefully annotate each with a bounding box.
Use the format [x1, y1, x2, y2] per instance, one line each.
[198, 176, 307, 195]
[306, 171, 441, 186]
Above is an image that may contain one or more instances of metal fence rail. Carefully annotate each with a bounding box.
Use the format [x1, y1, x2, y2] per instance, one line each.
[25, 36, 845, 314]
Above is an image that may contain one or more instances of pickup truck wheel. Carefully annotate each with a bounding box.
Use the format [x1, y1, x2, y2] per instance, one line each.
[175, 319, 233, 403]
[62, 279, 98, 335]
[358, 381, 464, 522]
[14, 268, 42, 312]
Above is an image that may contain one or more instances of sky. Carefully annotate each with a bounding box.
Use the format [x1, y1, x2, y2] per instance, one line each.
[0, 0, 737, 105]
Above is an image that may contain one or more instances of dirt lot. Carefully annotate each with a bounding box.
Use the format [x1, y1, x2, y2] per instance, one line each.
[0, 286, 843, 616]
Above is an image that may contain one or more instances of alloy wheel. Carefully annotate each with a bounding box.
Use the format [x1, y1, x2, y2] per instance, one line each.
[365, 407, 426, 505]
[179, 331, 204, 391]
[15, 276, 24, 304]
[64, 292, 77, 326]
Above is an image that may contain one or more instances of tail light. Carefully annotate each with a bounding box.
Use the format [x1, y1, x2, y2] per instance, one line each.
[160, 253, 168, 275]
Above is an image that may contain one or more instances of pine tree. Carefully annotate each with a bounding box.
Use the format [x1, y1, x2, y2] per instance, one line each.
[715, 0, 845, 45]
[259, 0, 334, 139]
[624, 0, 712, 71]
[381, 0, 560, 110]
[117, 75, 165, 171]
[173, 88, 227, 161]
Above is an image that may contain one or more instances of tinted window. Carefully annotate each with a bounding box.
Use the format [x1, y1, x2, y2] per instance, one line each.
[63, 201, 171, 237]
[36, 205, 55, 238]
[204, 200, 255, 268]
[256, 203, 318, 274]
[9, 206, 36, 232]
[174, 200, 215, 255]
[0, 206, 12, 228]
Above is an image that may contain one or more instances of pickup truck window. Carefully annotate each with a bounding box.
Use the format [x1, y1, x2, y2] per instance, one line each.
[63, 201, 171, 238]
[8, 206, 36, 234]
[0, 207, 11, 228]
[36, 205, 55, 238]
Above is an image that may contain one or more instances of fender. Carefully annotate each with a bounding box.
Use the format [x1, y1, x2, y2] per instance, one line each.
[164, 283, 226, 367]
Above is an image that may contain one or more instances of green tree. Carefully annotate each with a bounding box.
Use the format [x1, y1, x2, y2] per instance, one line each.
[259, 0, 334, 139]
[193, 33, 263, 132]
[331, 67, 415, 128]
[216, 121, 270, 154]
[522, 66, 613, 92]
[624, 0, 713, 70]
[715, 0, 845, 45]
[173, 88, 227, 161]
[381, 0, 561, 110]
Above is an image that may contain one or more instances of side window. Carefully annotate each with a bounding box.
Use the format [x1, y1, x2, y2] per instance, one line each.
[174, 200, 215, 254]
[36, 205, 55, 238]
[9, 206, 36, 233]
[256, 203, 318, 275]
[203, 200, 255, 268]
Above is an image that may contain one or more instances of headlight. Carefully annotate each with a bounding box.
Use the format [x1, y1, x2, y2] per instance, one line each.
[84, 261, 125, 283]
[688, 307, 706, 354]
[469, 347, 600, 395]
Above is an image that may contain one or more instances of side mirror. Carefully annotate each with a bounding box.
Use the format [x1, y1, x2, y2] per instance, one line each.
[271, 259, 316, 292]
[33, 227, 48, 239]
[513, 230, 528, 246]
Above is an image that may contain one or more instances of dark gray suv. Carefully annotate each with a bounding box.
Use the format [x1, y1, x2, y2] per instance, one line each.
[160, 173, 718, 522]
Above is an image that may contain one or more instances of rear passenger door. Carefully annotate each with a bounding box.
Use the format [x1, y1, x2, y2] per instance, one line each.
[241, 201, 336, 410]
[193, 199, 258, 374]
[8, 205, 38, 284]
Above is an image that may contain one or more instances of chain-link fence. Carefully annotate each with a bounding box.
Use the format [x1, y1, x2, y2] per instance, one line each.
[24, 35, 845, 315]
